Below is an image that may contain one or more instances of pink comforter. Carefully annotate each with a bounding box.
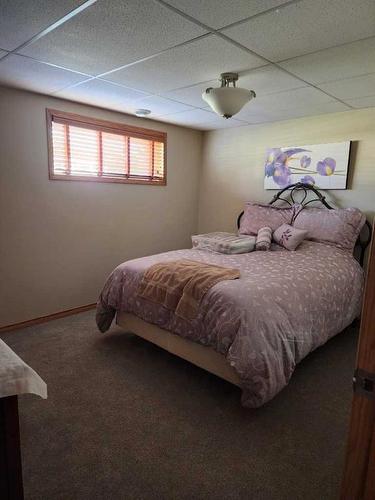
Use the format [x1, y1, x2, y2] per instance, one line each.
[96, 241, 364, 408]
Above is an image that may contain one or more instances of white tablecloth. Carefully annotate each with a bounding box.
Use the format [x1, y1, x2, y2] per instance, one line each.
[0, 339, 47, 399]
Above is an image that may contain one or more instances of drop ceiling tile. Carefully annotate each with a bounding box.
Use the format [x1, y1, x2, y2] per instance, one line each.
[126, 95, 194, 116]
[154, 108, 245, 130]
[280, 37, 375, 85]
[234, 109, 275, 124]
[55, 79, 150, 111]
[318, 74, 375, 100]
[249, 86, 334, 113]
[0, 0, 85, 51]
[161, 65, 306, 108]
[164, 0, 290, 29]
[222, 0, 375, 61]
[343, 96, 375, 109]
[272, 101, 350, 120]
[105, 34, 266, 93]
[205, 118, 248, 130]
[19, 0, 207, 75]
[161, 80, 217, 108]
[236, 65, 306, 96]
[0, 54, 88, 94]
[234, 87, 349, 121]
[239, 101, 349, 124]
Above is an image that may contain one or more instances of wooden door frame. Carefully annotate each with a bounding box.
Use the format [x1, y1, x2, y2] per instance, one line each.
[341, 220, 375, 499]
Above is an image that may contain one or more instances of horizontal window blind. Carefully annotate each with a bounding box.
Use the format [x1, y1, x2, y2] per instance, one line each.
[47, 109, 166, 185]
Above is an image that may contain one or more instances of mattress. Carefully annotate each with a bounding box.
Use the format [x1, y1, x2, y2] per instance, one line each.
[96, 241, 364, 408]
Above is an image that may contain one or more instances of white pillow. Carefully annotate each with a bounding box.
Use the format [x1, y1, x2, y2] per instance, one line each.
[192, 232, 256, 254]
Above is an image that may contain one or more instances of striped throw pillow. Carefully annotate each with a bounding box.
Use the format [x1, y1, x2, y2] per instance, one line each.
[256, 226, 272, 251]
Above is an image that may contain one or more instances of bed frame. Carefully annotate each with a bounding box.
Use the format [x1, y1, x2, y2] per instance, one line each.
[238, 182, 372, 266]
[116, 311, 241, 385]
[117, 183, 372, 386]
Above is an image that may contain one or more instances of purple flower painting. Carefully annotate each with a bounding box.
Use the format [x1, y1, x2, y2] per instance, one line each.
[316, 157, 336, 176]
[300, 155, 311, 168]
[264, 142, 350, 190]
[300, 175, 315, 185]
[264, 147, 309, 187]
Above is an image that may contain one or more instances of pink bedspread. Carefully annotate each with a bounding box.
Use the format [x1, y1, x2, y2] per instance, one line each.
[96, 241, 364, 408]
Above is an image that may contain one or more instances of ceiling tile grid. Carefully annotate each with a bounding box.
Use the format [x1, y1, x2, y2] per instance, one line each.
[153, 108, 248, 130]
[221, 0, 375, 62]
[160, 65, 307, 108]
[0, 0, 374, 129]
[18, 0, 207, 75]
[318, 74, 375, 101]
[239, 101, 350, 124]
[0, 0, 86, 51]
[343, 95, 375, 109]
[101, 34, 266, 93]
[0, 54, 89, 94]
[160, 80, 220, 108]
[161, 0, 292, 30]
[279, 37, 375, 85]
[121, 95, 195, 115]
[221, 87, 351, 124]
[55, 78, 151, 110]
[230, 65, 307, 97]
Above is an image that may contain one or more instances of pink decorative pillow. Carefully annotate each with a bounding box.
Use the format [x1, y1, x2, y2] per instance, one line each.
[273, 224, 308, 251]
[293, 207, 365, 251]
[239, 203, 295, 236]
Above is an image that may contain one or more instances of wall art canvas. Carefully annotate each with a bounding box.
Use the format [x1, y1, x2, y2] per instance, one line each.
[264, 141, 351, 190]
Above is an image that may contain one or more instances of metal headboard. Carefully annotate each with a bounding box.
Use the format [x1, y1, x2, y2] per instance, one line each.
[237, 182, 372, 267]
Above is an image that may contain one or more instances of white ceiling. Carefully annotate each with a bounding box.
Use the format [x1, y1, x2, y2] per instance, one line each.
[0, 0, 374, 130]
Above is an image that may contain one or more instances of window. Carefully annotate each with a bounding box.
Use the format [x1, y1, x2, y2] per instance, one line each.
[46, 109, 166, 185]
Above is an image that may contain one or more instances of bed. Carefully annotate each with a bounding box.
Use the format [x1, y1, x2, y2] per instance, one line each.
[96, 183, 372, 408]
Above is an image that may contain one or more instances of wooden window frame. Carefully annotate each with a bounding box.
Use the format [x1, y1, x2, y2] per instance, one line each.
[46, 108, 167, 186]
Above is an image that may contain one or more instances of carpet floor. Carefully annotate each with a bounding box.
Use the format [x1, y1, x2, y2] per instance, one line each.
[1, 311, 357, 500]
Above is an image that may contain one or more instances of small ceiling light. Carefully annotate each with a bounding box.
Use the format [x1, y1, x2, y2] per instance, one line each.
[135, 109, 151, 117]
[202, 73, 256, 119]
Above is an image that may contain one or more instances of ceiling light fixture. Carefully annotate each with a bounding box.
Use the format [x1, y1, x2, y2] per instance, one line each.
[202, 73, 256, 119]
[135, 109, 151, 117]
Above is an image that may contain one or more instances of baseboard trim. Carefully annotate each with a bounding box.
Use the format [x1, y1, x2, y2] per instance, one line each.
[0, 304, 96, 333]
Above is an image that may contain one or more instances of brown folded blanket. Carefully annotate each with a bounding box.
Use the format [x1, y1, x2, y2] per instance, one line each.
[137, 259, 240, 321]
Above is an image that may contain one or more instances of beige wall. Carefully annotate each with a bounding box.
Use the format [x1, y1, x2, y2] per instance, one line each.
[2, 87, 375, 328]
[198, 108, 375, 234]
[0, 87, 202, 327]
